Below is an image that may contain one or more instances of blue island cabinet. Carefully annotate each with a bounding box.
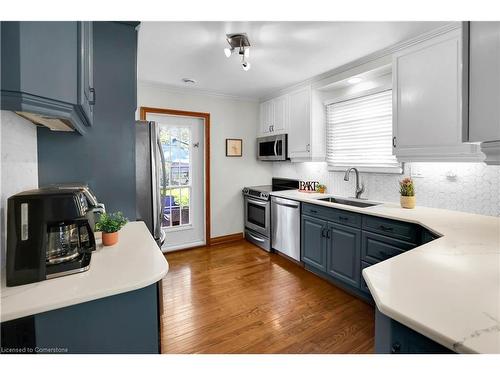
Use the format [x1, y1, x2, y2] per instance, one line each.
[375, 309, 454, 354]
[1, 283, 161, 354]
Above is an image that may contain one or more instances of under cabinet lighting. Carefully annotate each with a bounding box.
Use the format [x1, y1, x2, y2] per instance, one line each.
[347, 77, 363, 84]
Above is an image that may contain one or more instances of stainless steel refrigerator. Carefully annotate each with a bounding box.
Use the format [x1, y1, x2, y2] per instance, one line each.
[135, 120, 166, 248]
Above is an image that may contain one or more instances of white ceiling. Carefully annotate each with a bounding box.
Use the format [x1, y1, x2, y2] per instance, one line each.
[137, 21, 447, 100]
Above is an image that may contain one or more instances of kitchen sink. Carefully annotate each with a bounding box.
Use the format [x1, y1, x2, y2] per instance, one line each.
[317, 197, 380, 208]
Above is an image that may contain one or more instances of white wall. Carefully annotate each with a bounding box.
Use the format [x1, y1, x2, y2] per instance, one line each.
[272, 161, 500, 217]
[138, 82, 273, 238]
[0, 111, 39, 277]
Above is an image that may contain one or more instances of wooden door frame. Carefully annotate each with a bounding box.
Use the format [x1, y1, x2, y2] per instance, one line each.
[140, 106, 211, 246]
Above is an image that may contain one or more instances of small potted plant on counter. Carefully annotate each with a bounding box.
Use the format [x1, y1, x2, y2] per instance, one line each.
[399, 177, 416, 209]
[316, 184, 327, 194]
[95, 212, 128, 246]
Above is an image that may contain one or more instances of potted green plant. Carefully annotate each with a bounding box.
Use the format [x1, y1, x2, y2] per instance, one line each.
[95, 212, 128, 246]
[399, 177, 416, 209]
[316, 184, 327, 194]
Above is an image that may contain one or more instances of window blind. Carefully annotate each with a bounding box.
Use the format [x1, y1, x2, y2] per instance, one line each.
[326, 90, 401, 173]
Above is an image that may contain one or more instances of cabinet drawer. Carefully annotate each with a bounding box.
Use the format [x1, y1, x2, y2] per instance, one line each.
[302, 203, 361, 228]
[361, 231, 415, 265]
[360, 261, 372, 294]
[362, 215, 419, 243]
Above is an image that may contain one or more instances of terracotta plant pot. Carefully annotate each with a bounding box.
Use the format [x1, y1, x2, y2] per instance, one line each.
[400, 195, 416, 209]
[102, 231, 119, 246]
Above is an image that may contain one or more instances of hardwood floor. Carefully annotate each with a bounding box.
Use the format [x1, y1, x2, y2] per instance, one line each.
[160, 239, 375, 354]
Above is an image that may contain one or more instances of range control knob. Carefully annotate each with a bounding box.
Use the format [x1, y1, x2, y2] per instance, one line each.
[261, 192, 269, 200]
[242, 188, 249, 194]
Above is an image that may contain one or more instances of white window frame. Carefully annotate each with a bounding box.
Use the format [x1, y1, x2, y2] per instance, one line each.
[325, 86, 402, 174]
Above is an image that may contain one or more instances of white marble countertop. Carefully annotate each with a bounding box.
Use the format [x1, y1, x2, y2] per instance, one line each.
[1, 221, 169, 322]
[270, 190, 500, 354]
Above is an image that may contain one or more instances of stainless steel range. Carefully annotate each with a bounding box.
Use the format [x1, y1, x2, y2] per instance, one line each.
[243, 178, 299, 251]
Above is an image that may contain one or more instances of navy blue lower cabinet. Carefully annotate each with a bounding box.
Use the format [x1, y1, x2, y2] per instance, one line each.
[326, 223, 361, 288]
[361, 231, 415, 265]
[375, 309, 454, 354]
[301, 215, 328, 272]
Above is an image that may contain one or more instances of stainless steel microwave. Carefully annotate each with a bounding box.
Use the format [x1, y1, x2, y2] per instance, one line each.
[257, 134, 288, 161]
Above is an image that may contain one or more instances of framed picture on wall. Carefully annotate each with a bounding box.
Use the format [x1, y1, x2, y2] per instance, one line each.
[226, 138, 242, 157]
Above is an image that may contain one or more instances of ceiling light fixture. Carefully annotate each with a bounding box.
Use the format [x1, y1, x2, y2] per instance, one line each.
[182, 78, 196, 84]
[347, 77, 363, 85]
[224, 33, 251, 71]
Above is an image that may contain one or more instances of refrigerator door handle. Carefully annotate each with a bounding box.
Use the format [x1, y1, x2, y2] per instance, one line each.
[156, 131, 167, 242]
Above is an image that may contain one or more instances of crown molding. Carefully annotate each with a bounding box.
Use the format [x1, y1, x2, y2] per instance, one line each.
[260, 22, 462, 102]
[138, 80, 260, 102]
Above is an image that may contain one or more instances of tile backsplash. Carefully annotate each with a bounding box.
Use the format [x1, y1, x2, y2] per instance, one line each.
[272, 161, 500, 217]
[1, 111, 39, 274]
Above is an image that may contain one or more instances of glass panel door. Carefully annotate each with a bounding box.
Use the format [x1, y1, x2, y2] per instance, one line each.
[159, 125, 192, 229]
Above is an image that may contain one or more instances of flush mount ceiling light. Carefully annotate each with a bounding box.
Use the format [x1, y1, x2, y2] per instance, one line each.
[224, 33, 251, 71]
[347, 77, 363, 84]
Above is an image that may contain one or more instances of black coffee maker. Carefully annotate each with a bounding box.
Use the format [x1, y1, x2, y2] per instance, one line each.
[6, 188, 96, 287]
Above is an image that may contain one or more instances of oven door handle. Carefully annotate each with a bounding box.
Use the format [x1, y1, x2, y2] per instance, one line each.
[247, 232, 266, 243]
[274, 140, 278, 156]
[247, 198, 269, 206]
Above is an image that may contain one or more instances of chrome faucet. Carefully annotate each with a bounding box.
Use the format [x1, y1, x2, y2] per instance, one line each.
[344, 167, 365, 199]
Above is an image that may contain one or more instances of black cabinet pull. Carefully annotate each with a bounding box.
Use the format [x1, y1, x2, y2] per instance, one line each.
[379, 225, 393, 232]
[391, 342, 401, 354]
[321, 228, 326, 237]
[392, 136, 396, 148]
[310, 209, 317, 214]
[326, 229, 331, 239]
[338, 216, 349, 221]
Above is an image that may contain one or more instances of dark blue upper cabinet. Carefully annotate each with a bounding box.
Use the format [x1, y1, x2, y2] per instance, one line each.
[78, 22, 94, 126]
[1, 21, 94, 134]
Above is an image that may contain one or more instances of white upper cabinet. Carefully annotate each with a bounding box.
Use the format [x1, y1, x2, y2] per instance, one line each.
[287, 86, 325, 161]
[260, 100, 273, 134]
[259, 85, 325, 161]
[393, 28, 482, 162]
[272, 95, 288, 133]
[467, 22, 500, 164]
[259, 95, 288, 135]
[288, 87, 312, 158]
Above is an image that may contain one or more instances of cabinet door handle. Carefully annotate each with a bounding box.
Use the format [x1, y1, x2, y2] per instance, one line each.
[338, 216, 349, 221]
[392, 137, 396, 148]
[306, 143, 310, 152]
[379, 225, 393, 232]
[89, 87, 96, 105]
[326, 229, 331, 239]
[321, 228, 326, 237]
[309, 209, 317, 214]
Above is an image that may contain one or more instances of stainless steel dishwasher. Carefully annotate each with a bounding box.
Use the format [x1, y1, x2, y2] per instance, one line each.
[271, 196, 301, 261]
